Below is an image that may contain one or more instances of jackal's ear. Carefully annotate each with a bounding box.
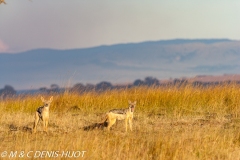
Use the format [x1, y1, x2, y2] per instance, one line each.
[128, 100, 132, 104]
[49, 96, 53, 102]
[41, 96, 45, 102]
[133, 101, 137, 105]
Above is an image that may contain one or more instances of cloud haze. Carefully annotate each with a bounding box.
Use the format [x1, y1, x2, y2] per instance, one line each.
[0, 0, 239, 53]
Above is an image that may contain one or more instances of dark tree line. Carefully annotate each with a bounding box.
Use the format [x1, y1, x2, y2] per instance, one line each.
[34, 77, 161, 94]
[70, 77, 160, 93]
[2, 76, 240, 96]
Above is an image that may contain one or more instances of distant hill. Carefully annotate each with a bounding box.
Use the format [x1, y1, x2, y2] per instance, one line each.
[0, 39, 240, 90]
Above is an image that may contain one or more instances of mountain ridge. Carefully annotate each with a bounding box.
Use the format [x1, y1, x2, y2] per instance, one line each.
[1, 39, 240, 90]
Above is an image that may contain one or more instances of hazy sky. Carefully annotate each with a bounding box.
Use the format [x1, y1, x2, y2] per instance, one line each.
[0, 0, 239, 53]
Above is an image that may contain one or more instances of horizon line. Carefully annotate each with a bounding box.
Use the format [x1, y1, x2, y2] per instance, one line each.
[0, 38, 238, 54]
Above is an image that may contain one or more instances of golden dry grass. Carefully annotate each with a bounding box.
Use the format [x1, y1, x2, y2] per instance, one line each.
[1, 84, 240, 159]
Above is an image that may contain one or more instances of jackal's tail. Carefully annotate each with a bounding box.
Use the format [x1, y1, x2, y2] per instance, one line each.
[82, 115, 108, 131]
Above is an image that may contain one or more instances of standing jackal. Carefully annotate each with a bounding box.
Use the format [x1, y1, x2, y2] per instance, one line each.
[33, 96, 53, 133]
[102, 100, 136, 132]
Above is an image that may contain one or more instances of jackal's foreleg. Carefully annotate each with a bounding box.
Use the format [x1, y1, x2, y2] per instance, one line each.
[45, 120, 48, 133]
[33, 112, 39, 133]
[125, 118, 128, 132]
[42, 118, 49, 133]
[129, 117, 133, 131]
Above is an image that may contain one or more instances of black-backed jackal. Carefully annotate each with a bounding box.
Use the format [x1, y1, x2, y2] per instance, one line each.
[33, 96, 53, 133]
[102, 100, 136, 132]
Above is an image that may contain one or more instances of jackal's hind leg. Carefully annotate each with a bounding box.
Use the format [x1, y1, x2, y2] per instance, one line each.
[107, 118, 116, 131]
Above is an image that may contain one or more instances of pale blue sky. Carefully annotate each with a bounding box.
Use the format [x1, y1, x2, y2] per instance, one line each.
[0, 0, 239, 53]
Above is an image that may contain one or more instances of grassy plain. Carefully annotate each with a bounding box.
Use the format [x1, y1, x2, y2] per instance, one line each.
[1, 84, 240, 159]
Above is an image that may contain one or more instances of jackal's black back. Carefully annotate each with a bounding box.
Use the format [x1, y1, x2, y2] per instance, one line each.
[37, 106, 44, 120]
[109, 108, 128, 114]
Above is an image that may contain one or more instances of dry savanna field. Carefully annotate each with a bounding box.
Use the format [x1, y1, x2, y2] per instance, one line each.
[1, 84, 240, 159]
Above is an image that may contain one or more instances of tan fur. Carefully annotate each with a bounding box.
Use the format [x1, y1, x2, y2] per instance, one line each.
[102, 100, 136, 132]
[33, 96, 53, 133]
[0, 0, 6, 4]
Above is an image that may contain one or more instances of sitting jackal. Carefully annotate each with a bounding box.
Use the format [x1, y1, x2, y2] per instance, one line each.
[102, 100, 136, 132]
[33, 96, 53, 133]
